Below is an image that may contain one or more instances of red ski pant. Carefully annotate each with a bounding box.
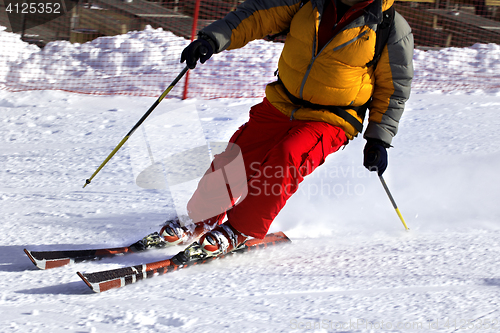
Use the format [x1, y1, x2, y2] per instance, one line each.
[187, 98, 347, 239]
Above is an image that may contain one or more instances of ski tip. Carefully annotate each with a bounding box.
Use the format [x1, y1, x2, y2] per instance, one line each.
[77, 271, 126, 293]
[244, 231, 291, 248]
[273, 231, 291, 242]
[24, 248, 40, 269]
[77, 272, 99, 293]
[24, 249, 72, 270]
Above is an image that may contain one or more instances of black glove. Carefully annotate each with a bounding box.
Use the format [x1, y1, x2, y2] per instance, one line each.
[363, 139, 390, 176]
[180, 36, 215, 69]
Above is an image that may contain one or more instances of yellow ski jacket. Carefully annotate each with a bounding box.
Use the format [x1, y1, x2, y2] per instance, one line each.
[200, 0, 413, 143]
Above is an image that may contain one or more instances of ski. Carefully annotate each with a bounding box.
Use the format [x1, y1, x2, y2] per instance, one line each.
[24, 232, 165, 270]
[77, 231, 291, 293]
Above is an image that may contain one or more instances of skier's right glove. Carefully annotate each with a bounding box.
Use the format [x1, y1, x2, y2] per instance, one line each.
[363, 139, 390, 176]
[180, 35, 216, 69]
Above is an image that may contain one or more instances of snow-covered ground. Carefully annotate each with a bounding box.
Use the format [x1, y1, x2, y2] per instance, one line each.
[2, 26, 500, 333]
[2, 25, 500, 97]
[2, 90, 500, 333]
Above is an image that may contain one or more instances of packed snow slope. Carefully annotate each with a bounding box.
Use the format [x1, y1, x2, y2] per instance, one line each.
[2, 90, 500, 333]
[1, 28, 500, 333]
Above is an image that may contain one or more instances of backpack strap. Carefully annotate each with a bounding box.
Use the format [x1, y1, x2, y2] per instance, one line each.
[279, 77, 366, 133]
[365, 5, 395, 68]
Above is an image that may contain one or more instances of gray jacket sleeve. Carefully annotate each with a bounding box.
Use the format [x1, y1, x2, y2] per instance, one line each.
[200, 0, 302, 52]
[364, 11, 414, 145]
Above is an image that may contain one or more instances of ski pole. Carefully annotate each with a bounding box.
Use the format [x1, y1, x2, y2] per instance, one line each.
[83, 66, 189, 188]
[378, 175, 409, 231]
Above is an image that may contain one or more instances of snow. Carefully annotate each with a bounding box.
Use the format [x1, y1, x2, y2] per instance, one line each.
[2, 25, 500, 97]
[1, 26, 500, 332]
[0, 25, 282, 98]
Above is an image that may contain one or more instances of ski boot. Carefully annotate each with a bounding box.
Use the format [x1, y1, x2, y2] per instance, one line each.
[172, 222, 248, 265]
[159, 218, 192, 246]
[159, 217, 218, 246]
[130, 218, 196, 251]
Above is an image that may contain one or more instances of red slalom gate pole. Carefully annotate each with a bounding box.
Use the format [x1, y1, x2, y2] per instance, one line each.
[182, 0, 202, 100]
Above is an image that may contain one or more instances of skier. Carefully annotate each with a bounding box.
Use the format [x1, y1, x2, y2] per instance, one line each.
[156, 0, 413, 263]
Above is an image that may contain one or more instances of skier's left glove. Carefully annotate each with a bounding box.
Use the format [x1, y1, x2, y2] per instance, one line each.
[363, 139, 390, 176]
[180, 35, 216, 69]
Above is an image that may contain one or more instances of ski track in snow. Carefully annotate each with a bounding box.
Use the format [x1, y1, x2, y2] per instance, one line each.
[1, 88, 500, 332]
